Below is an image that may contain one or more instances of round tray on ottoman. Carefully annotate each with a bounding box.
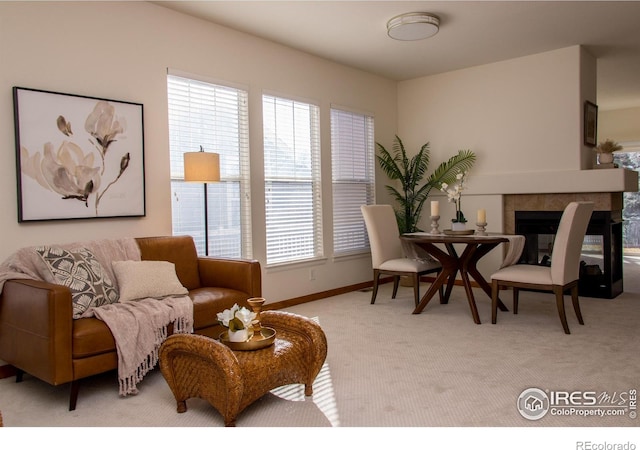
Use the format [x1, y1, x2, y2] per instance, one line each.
[159, 310, 327, 427]
[218, 327, 277, 351]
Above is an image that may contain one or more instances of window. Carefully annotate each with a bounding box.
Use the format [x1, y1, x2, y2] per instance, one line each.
[167, 73, 252, 258]
[614, 147, 640, 251]
[262, 94, 322, 265]
[331, 107, 375, 254]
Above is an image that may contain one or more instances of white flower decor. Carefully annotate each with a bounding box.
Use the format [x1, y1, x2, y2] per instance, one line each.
[217, 303, 256, 332]
[440, 170, 469, 223]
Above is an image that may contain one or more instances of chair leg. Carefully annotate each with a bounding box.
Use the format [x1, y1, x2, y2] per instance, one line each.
[371, 270, 380, 305]
[491, 279, 499, 324]
[571, 284, 584, 325]
[554, 285, 571, 334]
[391, 276, 400, 299]
[513, 288, 519, 314]
[412, 273, 420, 307]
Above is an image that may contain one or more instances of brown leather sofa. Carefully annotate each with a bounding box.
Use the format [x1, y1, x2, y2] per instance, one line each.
[0, 235, 261, 410]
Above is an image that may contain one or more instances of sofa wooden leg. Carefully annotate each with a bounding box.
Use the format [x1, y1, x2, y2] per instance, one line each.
[69, 380, 80, 411]
[15, 368, 24, 383]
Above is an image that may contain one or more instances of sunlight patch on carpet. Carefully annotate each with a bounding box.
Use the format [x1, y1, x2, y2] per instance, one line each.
[270, 316, 340, 426]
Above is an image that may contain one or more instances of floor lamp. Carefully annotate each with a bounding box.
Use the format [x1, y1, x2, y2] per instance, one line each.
[183, 146, 220, 255]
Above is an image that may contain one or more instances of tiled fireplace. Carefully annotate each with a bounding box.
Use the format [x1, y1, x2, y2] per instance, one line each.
[503, 193, 623, 298]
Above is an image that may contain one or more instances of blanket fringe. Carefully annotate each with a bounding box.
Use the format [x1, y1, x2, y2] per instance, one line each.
[118, 320, 191, 397]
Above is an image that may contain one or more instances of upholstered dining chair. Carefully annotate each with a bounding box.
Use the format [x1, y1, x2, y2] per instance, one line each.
[490, 201, 594, 334]
[361, 204, 442, 307]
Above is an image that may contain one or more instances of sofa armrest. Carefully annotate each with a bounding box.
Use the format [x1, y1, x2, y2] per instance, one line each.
[0, 279, 73, 385]
[197, 257, 261, 298]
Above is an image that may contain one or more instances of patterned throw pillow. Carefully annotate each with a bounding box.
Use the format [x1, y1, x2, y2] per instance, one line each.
[36, 246, 119, 319]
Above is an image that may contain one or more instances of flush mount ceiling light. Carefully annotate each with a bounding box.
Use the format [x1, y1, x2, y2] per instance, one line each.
[387, 12, 440, 41]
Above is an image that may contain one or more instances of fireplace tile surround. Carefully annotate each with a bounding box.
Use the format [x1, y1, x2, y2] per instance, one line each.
[503, 192, 624, 298]
[503, 192, 623, 235]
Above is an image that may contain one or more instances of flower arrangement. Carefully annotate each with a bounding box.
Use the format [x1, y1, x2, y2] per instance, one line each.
[596, 139, 623, 154]
[440, 171, 469, 224]
[217, 303, 256, 342]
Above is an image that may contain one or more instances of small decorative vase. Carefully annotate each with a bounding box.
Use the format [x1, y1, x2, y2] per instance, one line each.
[228, 328, 249, 342]
[247, 297, 265, 332]
[598, 153, 614, 164]
[451, 222, 467, 231]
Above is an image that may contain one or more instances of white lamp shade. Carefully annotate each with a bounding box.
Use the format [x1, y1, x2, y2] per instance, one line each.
[184, 151, 220, 182]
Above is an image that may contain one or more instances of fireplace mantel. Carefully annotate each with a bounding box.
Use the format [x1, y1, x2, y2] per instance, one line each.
[465, 168, 637, 196]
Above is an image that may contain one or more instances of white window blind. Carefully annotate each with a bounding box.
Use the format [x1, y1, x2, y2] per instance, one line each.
[263, 94, 322, 265]
[167, 74, 252, 258]
[331, 107, 375, 254]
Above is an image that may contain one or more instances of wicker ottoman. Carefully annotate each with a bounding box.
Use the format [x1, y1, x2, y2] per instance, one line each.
[159, 310, 328, 426]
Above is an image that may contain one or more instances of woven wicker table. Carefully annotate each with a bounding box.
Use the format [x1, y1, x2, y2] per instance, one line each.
[159, 310, 328, 426]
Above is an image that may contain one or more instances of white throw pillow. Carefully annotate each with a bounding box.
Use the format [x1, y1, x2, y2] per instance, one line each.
[112, 260, 188, 302]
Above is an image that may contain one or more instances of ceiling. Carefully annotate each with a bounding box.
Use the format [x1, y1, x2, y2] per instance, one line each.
[154, 1, 640, 111]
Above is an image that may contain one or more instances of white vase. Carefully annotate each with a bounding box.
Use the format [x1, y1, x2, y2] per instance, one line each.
[598, 153, 614, 164]
[228, 328, 249, 342]
[451, 222, 467, 231]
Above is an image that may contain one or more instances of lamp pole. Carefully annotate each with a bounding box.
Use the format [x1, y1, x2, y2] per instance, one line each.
[203, 181, 209, 255]
[183, 146, 220, 256]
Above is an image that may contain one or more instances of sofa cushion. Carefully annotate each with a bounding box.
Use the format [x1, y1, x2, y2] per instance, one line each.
[73, 317, 116, 358]
[135, 236, 201, 290]
[36, 246, 119, 319]
[111, 260, 189, 302]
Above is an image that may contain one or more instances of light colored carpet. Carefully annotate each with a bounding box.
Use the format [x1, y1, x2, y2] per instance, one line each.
[0, 281, 638, 445]
[285, 285, 639, 428]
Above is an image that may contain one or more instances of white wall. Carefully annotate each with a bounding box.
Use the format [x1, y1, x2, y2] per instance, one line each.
[0, 1, 398, 302]
[600, 107, 640, 143]
[397, 46, 597, 276]
[398, 46, 593, 177]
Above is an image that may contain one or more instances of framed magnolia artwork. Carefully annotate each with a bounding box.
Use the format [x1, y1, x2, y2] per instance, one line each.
[13, 87, 145, 222]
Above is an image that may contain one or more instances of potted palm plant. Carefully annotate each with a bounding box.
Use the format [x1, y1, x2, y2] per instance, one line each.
[376, 135, 476, 233]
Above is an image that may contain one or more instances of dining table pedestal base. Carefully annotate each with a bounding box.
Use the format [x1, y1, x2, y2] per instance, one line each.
[402, 235, 510, 324]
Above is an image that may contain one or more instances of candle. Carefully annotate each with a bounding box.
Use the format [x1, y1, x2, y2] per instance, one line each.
[477, 208, 486, 223]
[431, 200, 439, 217]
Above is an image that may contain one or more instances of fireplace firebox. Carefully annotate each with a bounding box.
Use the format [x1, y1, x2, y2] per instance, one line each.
[515, 210, 623, 298]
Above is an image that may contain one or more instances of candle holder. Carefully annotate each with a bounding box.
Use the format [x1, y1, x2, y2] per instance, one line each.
[247, 297, 265, 332]
[475, 222, 487, 236]
[430, 215, 441, 234]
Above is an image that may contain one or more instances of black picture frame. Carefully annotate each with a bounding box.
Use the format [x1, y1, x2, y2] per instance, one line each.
[584, 100, 598, 147]
[13, 87, 145, 222]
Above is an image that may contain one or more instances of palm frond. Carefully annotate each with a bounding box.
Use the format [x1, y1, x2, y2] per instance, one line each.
[426, 149, 476, 189]
[376, 136, 476, 233]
